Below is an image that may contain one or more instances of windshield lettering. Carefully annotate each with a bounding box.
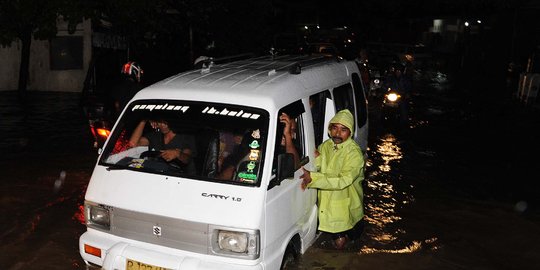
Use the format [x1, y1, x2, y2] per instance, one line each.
[132, 104, 189, 112]
[202, 106, 260, 119]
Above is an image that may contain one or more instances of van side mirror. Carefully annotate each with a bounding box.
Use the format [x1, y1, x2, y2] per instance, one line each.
[277, 153, 294, 182]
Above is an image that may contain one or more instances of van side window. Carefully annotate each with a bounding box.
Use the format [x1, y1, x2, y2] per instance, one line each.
[272, 100, 305, 174]
[333, 83, 355, 113]
[309, 90, 332, 147]
[332, 83, 356, 133]
[351, 73, 368, 128]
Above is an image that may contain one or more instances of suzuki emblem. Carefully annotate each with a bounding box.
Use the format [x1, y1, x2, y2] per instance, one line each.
[153, 225, 162, 236]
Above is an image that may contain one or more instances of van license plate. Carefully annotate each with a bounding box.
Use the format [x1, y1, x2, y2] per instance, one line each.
[126, 259, 168, 270]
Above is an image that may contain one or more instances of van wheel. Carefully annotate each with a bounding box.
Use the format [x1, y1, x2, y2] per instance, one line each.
[280, 244, 297, 270]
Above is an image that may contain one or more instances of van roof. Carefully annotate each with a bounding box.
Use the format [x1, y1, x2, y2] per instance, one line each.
[134, 55, 356, 111]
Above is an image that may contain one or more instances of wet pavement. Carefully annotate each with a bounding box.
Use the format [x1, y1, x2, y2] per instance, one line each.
[0, 92, 95, 270]
[1, 66, 540, 269]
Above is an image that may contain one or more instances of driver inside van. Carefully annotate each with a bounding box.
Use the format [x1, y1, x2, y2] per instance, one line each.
[128, 119, 197, 174]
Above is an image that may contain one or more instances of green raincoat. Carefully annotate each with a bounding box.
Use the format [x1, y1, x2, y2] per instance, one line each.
[307, 109, 365, 233]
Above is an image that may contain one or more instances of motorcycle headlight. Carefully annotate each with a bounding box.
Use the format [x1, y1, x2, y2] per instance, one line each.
[386, 92, 400, 102]
[85, 202, 111, 230]
[210, 226, 259, 259]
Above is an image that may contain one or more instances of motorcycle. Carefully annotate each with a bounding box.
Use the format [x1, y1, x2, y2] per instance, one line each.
[380, 88, 409, 124]
[82, 100, 113, 149]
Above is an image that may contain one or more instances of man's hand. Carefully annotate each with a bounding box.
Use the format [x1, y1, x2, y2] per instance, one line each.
[160, 149, 180, 162]
[300, 167, 312, 190]
[160, 148, 192, 163]
[279, 112, 294, 138]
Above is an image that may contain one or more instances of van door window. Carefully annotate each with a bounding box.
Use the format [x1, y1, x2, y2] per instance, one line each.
[332, 83, 356, 133]
[309, 90, 332, 147]
[351, 73, 368, 128]
[272, 100, 305, 175]
[333, 83, 355, 113]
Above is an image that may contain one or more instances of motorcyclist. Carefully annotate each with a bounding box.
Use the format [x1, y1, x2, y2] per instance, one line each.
[383, 62, 412, 124]
[110, 61, 144, 116]
[355, 49, 371, 90]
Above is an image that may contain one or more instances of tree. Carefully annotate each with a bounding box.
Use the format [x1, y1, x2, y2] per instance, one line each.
[0, 0, 86, 98]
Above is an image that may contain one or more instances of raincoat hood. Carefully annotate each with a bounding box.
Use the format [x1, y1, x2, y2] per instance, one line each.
[328, 109, 355, 137]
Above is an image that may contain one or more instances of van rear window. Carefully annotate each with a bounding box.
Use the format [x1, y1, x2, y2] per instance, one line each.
[99, 100, 269, 186]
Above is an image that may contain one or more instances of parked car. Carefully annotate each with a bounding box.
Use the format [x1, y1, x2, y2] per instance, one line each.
[300, 43, 341, 58]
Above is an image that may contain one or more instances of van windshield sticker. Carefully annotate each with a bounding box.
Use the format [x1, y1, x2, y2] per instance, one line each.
[238, 172, 257, 181]
[249, 150, 260, 161]
[132, 104, 189, 112]
[249, 140, 260, 149]
[202, 106, 260, 119]
[236, 161, 258, 183]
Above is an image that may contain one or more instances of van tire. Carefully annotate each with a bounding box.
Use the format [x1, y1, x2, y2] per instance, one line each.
[280, 243, 297, 270]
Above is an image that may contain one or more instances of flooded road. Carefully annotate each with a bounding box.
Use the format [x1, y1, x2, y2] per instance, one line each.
[1, 68, 540, 269]
[0, 92, 95, 269]
[292, 70, 540, 269]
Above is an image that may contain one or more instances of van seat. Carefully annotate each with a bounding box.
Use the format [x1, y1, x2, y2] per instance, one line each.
[195, 128, 219, 178]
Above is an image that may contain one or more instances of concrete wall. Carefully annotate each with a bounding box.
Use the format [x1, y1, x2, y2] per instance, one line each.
[0, 18, 91, 92]
[0, 42, 21, 91]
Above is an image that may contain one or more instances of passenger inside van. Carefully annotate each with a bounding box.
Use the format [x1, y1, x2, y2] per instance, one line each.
[273, 100, 305, 172]
[278, 112, 300, 168]
[216, 110, 302, 181]
[217, 129, 245, 172]
[216, 130, 251, 180]
[128, 118, 197, 174]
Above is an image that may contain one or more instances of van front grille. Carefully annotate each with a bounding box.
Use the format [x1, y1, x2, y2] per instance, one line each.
[108, 207, 209, 254]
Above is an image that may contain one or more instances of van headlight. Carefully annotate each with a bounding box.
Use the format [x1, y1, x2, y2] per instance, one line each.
[85, 201, 111, 230]
[210, 226, 259, 259]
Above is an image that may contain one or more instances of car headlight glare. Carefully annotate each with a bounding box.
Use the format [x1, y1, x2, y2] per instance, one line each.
[85, 202, 111, 230]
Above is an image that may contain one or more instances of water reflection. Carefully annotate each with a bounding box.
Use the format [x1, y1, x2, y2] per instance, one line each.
[362, 132, 440, 253]
[73, 205, 86, 225]
[376, 134, 402, 172]
[364, 133, 404, 248]
[361, 237, 440, 254]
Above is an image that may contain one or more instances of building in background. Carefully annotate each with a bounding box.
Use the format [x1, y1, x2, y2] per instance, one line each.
[0, 18, 91, 92]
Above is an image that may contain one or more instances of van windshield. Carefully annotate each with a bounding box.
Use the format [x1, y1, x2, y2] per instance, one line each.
[99, 100, 269, 186]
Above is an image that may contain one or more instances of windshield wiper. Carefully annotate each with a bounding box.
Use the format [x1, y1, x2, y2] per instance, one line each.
[105, 164, 128, 171]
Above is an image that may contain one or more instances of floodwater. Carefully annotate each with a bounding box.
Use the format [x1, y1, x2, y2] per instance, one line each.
[1, 66, 540, 269]
[0, 92, 96, 269]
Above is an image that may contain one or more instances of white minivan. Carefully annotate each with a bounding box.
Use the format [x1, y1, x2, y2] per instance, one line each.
[79, 54, 368, 270]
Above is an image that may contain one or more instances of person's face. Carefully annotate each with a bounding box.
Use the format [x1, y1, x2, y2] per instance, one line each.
[233, 134, 243, 145]
[155, 121, 170, 133]
[329, 123, 351, 144]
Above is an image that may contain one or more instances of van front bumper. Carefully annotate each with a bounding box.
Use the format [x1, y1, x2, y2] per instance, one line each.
[79, 230, 264, 270]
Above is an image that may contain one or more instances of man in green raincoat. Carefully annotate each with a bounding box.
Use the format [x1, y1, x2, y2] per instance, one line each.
[300, 109, 364, 250]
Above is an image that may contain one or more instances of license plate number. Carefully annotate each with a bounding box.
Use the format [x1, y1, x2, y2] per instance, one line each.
[126, 259, 168, 270]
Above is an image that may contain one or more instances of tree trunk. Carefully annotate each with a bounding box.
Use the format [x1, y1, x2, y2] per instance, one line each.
[18, 30, 32, 100]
